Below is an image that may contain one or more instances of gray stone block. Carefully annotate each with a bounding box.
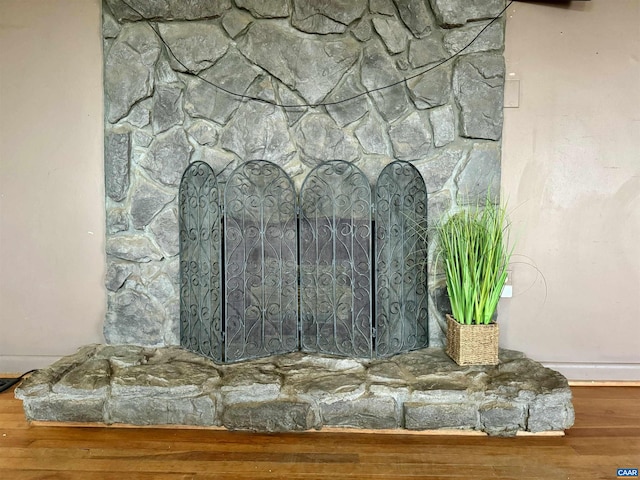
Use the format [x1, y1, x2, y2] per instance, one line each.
[157, 22, 228, 74]
[130, 179, 175, 229]
[295, 114, 359, 166]
[220, 101, 294, 164]
[371, 0, 396, 16]
[149, 208, 179, 257]
[107, 395, 216, 426]
[106, 235, 163, 262]
[394, 0, 433, 38]
[53, 358, 111, 397]
[105, 0, 231, 22]
[187, 119, 219, 146]
[404, 402, 478, 430]
[415, 145, 463, 193]
[221, 9, 253, 38]
[430, 0, 505, 27]
[372, 16, 409, 55]
[408, 37, 447, 69]
[104, 289, 165, 345]
[455, 142, 501, 204]
[389, 111, 432, 161]
[23, 396, 106, 423]
[355, 112, 390, 156]
[325, 71, 369, 128]
[291, 0, 366, 34]
[235, 0, 290, 18]
[105, 24, 160, 123]
[479, 402, 527, 437]
[238, 23, 359, 105]
[223, 400, 315, 432]
[528, 391, 575, 432]
[152, 84, 184, 135]
[106, 208, 129, 234]
[454, 53, 505, 141]
[140, 128, 192, 187]
[105, 132, 130, 201]
[321, 396, 399, 429]
[182, 50, 258, 125]
[362, 40, 409, 122]
[407, 67, 452, 110]
[429, 105, 456, 148]
[444, 19, 505, 56]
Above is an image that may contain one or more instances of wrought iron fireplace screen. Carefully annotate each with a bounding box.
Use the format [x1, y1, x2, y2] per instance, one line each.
[179, 159, 428, 363]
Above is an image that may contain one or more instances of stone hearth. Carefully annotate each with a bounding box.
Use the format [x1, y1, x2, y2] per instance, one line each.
[16, 346, 574, 437]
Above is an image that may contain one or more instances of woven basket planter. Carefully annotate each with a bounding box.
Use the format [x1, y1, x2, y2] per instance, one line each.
[446, 314, 499, 366]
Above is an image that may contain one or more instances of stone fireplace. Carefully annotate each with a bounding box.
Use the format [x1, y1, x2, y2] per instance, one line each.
[102, 0, 506, 350]
[15, 0, 575, 436]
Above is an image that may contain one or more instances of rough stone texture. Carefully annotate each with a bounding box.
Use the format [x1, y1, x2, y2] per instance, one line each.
[140, 128, 192, 186]
[106, 208, 129, 234]
[443, 19, 505, 56]
[429, 105, 456, 147]
[236, 0, 289, 19]
[130, 179, 174, 229]
[238, 23, 359, 105]
[295, 114, 359, 166]
[407, 67, 452, 110]
[291, 0, 367, 34]
[388, 111, 432, 161]
[105, 23, 160, 123]
[157, 22, 228, 74]
[102, 0, 506, 348]
[416, 146, 464, 193]
[187, 119, 219, 146]
[104, 132, 130, 201]
[105, 0, 231, 22]
[105, 260, 135, 292]
[429, 0, 505, 27]
[394, 0, 433, 38]
[409, 36, 448, 70]
[221, 9, 253, 38]
[106, 235, 163, 262]
[372, 16, 409, 55]
[104, 290, 165, 345]
[151, 84, 183, 135]
[183, 50, 259, 125]
[325, 70, 369, 128]
[371, 0, 396, 16]
[149, 208, 179, 257]
[220, 102, 295, 164]
[355, 112, 390, 156]
[454, 53, 505, 141]
[456, 142, 501, 204]
[361, 40, 409, 122]
[17, 346, 574, 436]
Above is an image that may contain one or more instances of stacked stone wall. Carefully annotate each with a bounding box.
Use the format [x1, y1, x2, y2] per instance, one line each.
[102, 0, 506, 347]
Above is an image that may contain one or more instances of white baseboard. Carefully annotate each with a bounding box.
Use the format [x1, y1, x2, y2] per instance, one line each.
[0, 355, 64, 375]
[543, 362, 640, 382]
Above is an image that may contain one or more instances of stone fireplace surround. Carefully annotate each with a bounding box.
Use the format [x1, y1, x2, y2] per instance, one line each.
[15, 0, 575, 436]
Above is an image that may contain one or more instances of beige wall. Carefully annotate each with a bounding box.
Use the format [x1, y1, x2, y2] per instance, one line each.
[1, 0, 638, 379]
[0, 0, 105, 372]
[501, 0, 640, 380]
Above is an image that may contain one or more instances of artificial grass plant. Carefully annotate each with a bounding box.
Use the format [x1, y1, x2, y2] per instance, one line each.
[437, 196, 512, 325]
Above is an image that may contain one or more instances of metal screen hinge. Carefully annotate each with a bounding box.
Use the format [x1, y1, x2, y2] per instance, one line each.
[372, 327, 377, 338]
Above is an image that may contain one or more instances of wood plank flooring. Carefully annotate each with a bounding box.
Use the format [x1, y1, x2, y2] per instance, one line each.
[1, 385, 639, 479]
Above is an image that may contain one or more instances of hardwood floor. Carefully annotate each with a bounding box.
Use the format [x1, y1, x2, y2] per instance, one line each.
[1, 385, 638, 479]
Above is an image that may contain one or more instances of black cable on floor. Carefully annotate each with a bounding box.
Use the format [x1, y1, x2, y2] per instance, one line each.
[0, 369, 37, 394]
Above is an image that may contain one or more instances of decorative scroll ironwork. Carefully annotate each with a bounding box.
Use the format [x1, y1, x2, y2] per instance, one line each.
[224, 160, 298, 362]
[299, 160, 373, 358]
[179, 161, 223, 362]
[375, 161, 429, 357]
